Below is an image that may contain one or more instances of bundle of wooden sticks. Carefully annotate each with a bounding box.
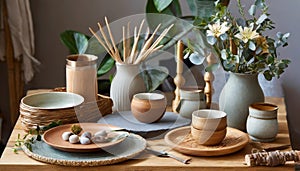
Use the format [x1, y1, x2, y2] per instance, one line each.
[89, 17, 173, 64]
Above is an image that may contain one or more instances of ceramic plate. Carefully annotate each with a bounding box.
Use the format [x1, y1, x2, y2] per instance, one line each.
[23, 133, 147, 166]
[43, 123, 128, 152]
[164, 126, 249, 156]
[21, 92, 84, 109]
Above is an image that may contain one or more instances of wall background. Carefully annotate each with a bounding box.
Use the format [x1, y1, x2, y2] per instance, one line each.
[0, 0, 299, 148]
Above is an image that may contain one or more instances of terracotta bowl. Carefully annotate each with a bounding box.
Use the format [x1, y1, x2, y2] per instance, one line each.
[131, 93, 167, 123]
[192, 109, 227, 131]
[191, 126, 227, 146]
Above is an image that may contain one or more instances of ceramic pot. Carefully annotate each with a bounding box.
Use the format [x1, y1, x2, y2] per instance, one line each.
[110, 63, 146, 111]
[131, 93, 167, 123]
[176, 87, 206, 119]
[219, 73, 264, 131]
[246, 103, 278, 142]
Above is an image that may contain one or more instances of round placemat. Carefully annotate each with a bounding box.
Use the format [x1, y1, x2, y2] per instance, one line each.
[164, 126, 249, 156]
[97, 111, 191, 133]
[22, 133, 146, 166]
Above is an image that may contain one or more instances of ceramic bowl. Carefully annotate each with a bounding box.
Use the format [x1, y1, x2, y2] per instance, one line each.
[191, 126, 227, 146]
[131, 93, 167, 123]
[21, 92, 84, 109]
[192, 109, 227, 131]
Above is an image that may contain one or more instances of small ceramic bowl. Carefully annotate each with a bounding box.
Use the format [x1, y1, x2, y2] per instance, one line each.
[131, 93, 167, 123]
[191, 126, 227, 146]
[192, 109, 227, 131]
[21, 92, 84, 109]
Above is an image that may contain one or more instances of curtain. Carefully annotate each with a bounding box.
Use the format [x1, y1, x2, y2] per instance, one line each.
[0, 0, 39, 83]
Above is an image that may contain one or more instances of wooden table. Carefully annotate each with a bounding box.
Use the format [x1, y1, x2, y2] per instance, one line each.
[0, 96, 295, 170]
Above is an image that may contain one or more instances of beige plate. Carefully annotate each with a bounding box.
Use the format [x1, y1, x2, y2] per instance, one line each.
[43, 123, 127, 152]
[164, 126, 249, 156]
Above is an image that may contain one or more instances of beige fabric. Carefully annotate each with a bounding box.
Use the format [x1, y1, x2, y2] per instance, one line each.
[0, 0, 39, 83]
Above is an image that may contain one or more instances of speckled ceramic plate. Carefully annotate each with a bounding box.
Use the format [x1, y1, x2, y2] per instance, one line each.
[164, 126, 249, 156]
[21, 92, 84, 109]
[43, 123, 128, 152]
[22, 132, 147, 166]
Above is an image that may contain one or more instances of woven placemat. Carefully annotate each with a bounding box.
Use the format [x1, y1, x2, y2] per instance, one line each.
[22, 133, 146, 166]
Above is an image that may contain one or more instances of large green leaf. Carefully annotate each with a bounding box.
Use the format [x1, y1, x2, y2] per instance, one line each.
[141, 65, 169, 92]
[60, 30, 90, 54]
[74, 32, 88, 54]
[97, 55, 115, 77]
[153, 0, 173, 12]
[146, 0, 181, 17]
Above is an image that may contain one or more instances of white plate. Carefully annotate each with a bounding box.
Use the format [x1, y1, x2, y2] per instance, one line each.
[21, 92, 84, 109]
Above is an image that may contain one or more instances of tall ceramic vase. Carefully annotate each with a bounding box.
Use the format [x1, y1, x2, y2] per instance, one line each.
[110, 63, 146, 111]
[219, 72, 264, 131]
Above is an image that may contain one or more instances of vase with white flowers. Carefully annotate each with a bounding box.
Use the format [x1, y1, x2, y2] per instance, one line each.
[187, 0, 291, 131]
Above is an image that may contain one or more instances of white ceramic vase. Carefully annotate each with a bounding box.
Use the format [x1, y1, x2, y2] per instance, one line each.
[219, 72, 264, 131]
[110, 63, 146, 111]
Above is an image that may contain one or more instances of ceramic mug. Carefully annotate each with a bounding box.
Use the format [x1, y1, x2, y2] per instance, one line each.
[131, 93, 167, 123]
[246, 102, 278, 142]
[191, 109, 227, 145]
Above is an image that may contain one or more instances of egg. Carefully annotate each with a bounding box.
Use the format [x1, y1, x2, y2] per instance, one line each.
[94, 130, 107, 137]
[69, 134, 80, 144]
[62, 132, 73, 141]
[81, 132, 92, 139]
[80, 136, 91, 145]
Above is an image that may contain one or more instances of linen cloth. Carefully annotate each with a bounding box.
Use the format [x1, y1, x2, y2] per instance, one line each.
[0, 0, 39, 83]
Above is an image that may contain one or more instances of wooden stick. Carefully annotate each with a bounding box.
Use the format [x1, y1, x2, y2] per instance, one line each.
[135, 24, 161, 63]
[89, 27, 115, 58]
[97, 22, 116, 58]
[122, 26, 127, 63]
[135, 24, 173, 64]
[104, 17, 122, 63]
[126, 22, 131, 62]
[131, 19, 145, 63]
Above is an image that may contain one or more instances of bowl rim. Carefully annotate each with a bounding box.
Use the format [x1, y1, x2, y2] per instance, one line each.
[192, 109, 227, 119]
[21, 92, 84, 110]
[133, 93, 165, 101]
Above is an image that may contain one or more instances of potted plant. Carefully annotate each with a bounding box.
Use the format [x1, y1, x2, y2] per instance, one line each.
[186, 0, 290, 131]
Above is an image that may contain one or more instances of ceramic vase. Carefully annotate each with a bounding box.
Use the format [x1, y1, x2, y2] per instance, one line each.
[110, 63, 146, 111]
[219, 72, 264, 131]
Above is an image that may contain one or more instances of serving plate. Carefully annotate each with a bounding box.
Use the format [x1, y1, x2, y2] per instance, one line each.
[23, 132, 146, 166]
[43, 123, 128, 152]
[164, 126, 249, 156]
[21, 92, 84, 109]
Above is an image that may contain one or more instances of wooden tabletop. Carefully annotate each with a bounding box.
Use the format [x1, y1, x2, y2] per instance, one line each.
[0, 96, 295, 170]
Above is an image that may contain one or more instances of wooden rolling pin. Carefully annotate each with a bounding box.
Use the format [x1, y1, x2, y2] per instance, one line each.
[245, 150, 300, 167]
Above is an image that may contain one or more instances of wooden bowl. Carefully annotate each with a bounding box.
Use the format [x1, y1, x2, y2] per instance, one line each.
[192, 109, 227, 131]
[191, 126, 227, 146]
[131, 93, 167, 123]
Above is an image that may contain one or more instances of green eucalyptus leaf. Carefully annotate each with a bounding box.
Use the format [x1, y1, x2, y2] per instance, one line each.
[60, 30, 80, 54]
[249, 41, 256, 51]
[189, 52, 205, 65]
[207, 36, 217, 45]
[221, 49, 227, 60]
[248, 5, 256, 16]
[153, 0, 173, 12]
[256, 14, 268, 24]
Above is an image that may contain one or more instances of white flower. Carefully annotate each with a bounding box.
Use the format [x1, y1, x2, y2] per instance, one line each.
[234, 24, 260, 43]
[207, 21, 230, 38]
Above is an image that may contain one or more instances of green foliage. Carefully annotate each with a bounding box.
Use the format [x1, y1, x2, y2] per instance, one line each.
[13, 121, 62, 154]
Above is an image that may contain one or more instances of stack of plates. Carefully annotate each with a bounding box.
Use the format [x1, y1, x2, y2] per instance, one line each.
[20, 91, 113, 131]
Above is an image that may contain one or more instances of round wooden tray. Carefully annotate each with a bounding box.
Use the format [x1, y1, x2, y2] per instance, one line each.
[164, 126, 249, 156]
